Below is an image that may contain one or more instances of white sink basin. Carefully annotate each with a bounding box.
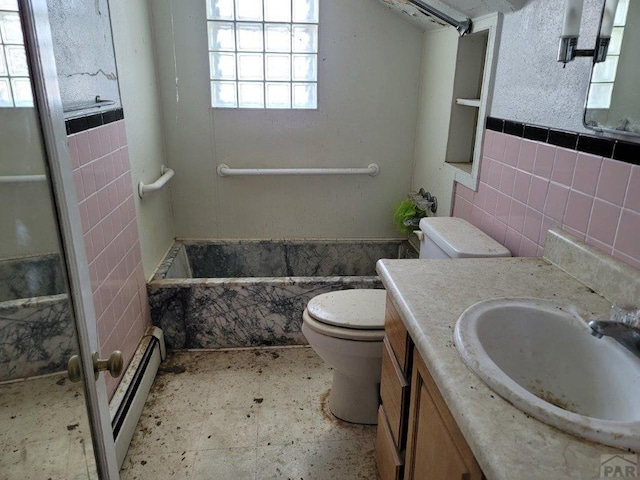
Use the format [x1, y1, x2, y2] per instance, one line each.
[454, 297, 640, 450]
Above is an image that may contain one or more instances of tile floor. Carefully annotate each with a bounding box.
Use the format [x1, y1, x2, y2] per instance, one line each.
[120, 346, 378, 479]
[0, 373, 97, 480]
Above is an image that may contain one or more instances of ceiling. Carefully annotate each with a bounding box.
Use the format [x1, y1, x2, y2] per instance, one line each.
[376, 0, 527, 31]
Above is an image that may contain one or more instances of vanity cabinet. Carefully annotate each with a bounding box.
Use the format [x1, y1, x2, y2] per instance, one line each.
[376, 295, 484, 480]
[403, 351, 484, 480]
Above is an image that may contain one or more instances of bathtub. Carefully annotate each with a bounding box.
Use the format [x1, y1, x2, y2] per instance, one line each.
[148, 239, 415, 349]
[0, 254, 75, 382]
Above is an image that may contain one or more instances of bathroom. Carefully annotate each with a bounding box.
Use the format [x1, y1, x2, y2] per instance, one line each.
[1, 0, 640, 478]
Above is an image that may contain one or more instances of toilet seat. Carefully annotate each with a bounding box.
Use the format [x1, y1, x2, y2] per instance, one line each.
[303, 289, 386, 342]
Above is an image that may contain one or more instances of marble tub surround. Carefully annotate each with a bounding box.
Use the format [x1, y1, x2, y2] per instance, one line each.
[149, 239, 409, 350]
[155, 239, 409, 280]
[376, 246, 630, 478]
[0, 294, 75, 382]
[0, 254, 75, 381]
[0, 254, 65, 302]
[149, 277, 381, 349]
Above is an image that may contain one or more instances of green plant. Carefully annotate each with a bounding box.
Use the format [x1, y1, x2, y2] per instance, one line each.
[393, 198, 426, 235]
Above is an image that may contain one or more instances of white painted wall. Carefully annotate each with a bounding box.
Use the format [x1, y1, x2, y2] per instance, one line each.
[109, 0, 176, 278]
[0, 109, 60, 258]
[410, 27, 459, 216]
[150, 0, 423, 239]
[490, 0, 603, 132]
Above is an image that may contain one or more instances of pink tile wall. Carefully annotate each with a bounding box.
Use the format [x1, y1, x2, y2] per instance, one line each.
[67, 120, 151, 398]
[453, 129, 640, 270]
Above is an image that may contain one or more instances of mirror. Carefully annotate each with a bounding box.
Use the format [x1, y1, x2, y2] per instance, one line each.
[585, 0, 640, 137]
[0, 2, 97, 477]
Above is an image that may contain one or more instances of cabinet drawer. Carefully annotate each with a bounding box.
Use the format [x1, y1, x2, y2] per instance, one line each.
[380, 337, 409, 448]
[376, 406, 403, 480]
[385, 295, 411, 374]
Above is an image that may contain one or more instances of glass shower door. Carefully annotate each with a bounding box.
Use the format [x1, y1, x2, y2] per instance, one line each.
[0, 1, 118, 478]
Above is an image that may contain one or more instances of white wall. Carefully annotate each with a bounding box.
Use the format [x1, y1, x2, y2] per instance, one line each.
[150, 0, 423, 240]
[410, 27, 459, 216]
[109, 0, 175, 278]
[0, 109, 60, 258]
[490, 0, 603, 131]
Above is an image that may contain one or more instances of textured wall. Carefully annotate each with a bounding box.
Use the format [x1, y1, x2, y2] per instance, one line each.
[47, 0, 121, 115]
[68, 121, 151, 397]
[491, 0, 603, 132]
[454, 131, 640, 269]
[150, 0, 423, 240]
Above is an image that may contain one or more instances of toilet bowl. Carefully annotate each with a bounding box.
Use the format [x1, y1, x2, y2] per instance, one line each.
[302, 217, 511, 425]
[302, 289, 386, 424]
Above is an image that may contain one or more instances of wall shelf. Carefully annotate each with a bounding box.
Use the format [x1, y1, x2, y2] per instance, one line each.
[447, 162, 473, 175]
[455, 98, 481, 108]
[443, 14, 500, 192]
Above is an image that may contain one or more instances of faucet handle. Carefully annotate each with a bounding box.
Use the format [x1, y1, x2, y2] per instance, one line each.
[610, 304, 640, 326]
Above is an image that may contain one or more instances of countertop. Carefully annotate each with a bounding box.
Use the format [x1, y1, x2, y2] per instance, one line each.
[376, 255, 628, 480]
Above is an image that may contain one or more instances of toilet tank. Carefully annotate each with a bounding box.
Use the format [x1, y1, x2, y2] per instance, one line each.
[418, 217, 511, 259]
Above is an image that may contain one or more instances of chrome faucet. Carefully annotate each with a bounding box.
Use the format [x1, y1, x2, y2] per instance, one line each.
[588, 319, 640, 359]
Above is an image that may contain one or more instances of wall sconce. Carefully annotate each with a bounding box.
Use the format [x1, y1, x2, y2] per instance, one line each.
[558, 0, 619, 64]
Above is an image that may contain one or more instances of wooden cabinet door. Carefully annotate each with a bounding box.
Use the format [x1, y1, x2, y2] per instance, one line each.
[404, 352, 483, 480]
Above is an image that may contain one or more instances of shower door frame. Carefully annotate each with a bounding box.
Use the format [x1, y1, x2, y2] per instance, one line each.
[20, 0, 120, 477]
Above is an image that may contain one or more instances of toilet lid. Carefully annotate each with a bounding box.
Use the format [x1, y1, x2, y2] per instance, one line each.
[307, 289, 386, 330]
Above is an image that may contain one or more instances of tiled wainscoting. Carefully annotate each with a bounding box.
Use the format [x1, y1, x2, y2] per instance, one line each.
[453, 126, 640, 269]
[67, 117, 151, 396]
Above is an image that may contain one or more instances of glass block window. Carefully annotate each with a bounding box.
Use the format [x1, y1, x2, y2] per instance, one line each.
[207, 0, 318, 109]
[587, 0, 628, 109]
[0, 0, 33, 108]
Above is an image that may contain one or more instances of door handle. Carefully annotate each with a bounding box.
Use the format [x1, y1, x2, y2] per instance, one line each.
[67, 350, 124, 382]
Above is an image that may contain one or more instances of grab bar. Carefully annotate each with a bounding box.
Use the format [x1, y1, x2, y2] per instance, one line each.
[138, 165, 175, 198]
[217, 163, 380, 177]
[0, 174, 47, 183]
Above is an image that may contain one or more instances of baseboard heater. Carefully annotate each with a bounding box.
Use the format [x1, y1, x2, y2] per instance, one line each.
[109, 326, 166, 468]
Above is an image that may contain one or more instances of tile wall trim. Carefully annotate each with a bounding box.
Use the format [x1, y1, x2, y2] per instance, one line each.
[486, 116, 640, 166]
[65, 108, 125, 135]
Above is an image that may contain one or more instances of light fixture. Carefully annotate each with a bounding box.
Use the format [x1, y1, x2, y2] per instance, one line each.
[558, 0, 619, 64]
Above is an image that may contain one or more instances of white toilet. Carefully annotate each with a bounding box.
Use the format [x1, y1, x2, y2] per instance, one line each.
[302, 217, 511, 424]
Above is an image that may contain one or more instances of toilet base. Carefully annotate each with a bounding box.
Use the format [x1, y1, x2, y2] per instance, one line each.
[328, 371, 379, 425]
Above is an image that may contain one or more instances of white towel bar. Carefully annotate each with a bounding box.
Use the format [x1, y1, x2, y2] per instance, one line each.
[138, 165, 175, 198]
[217, 163, 380, 177]
[0, 174, 47, 183]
